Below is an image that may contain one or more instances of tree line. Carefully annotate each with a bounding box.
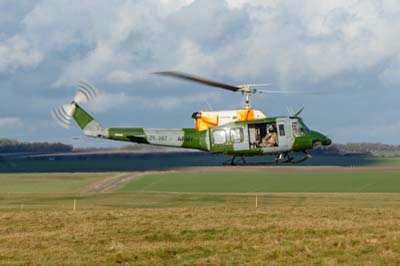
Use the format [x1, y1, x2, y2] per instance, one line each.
[0, 138, 73, 153]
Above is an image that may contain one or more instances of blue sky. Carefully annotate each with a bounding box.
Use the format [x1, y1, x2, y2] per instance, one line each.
[1, 0, 400, 147]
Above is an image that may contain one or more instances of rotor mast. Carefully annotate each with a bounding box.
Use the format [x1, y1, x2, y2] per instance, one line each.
[240, 85, 257, 109]
[244, 92, 251, 109]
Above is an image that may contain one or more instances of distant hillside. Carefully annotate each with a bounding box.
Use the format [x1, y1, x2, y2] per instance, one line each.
[315, 143, 400, 157]
[0, 138, 73, 154]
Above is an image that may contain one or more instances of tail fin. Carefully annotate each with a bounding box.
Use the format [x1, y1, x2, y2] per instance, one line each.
[73, 103, 96, 129]
[73, 103, 109, 138]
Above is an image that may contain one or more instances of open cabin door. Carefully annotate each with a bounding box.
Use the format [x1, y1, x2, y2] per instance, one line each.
[276, 118, 292, 150]
[248, 122, 279, 150]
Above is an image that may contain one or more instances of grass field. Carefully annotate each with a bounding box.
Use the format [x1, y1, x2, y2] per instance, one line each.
[2, 169, 400, 265]
[0, 173, 110, 193]
[119, 170, 400, 193]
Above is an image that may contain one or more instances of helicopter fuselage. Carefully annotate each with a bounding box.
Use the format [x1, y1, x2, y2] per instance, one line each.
[74, 104, 331, 157]
[106, 118, 330, 156]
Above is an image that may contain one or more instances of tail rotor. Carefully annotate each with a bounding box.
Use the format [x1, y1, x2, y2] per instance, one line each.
[51, 81, 98, 129]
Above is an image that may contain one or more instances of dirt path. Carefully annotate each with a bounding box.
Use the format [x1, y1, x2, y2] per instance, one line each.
[80, 171, 172, 193]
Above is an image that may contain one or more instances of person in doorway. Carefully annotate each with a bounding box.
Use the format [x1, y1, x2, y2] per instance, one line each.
[262, 125, 278, 147]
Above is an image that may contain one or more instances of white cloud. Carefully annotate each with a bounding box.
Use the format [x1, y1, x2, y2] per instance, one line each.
[106, 70, 147, 84]
[86, 91, 221, 113]
[11, 0, 400, 89]
[86, 92, 131, 113]
[379, 56, 400, 86]
[52, 43, 117, 87]
[226, 0, 400, 86]
[2, 0, 400, 87]
[172, 39, 218, 74]
[0, 35, 42, 72]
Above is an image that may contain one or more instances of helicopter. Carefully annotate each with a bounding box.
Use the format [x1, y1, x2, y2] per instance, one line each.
[52, 72, 332, 165]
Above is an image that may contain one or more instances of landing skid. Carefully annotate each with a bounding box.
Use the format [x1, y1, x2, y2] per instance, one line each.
[222, 151, 312, 166]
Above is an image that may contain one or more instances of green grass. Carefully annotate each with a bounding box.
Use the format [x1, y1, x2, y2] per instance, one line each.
[3, 170, 400, 196]
[0, 173, 110, 193]
[3, 192, 400, 210]
[119, 171, 400, 193]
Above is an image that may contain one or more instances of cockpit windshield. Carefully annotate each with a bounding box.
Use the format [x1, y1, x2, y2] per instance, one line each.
[302, 121, 311, 134]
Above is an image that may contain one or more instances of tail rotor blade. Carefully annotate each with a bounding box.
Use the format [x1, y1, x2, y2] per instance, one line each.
[74, 89, 90, 103]
[64, 104, 76, 116]
[79, 81, 98, 98]
[74, 81, 98, 103]
[51, 105, 73, 129]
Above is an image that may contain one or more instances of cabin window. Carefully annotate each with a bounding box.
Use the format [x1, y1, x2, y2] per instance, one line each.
[279, 124, 285, 136]
[230, 128, 243, 143]
[212, 130, 227, 144]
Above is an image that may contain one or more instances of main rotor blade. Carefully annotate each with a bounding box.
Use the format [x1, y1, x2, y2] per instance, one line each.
[238, 83, 272, 87]
[257, 89, 321, 95]
[154, 71, 242, 92]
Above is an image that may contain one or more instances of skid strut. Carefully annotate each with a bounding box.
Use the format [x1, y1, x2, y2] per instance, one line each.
[223, 155, 247, 166]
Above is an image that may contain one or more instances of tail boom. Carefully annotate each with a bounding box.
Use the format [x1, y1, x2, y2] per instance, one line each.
[108, 128, 209, 151]
[72, 104, 208, 151]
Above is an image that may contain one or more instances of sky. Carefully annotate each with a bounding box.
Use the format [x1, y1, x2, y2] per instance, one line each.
[1, 0, 400, 147]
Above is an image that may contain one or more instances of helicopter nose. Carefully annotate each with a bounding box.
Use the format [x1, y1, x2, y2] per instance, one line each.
[322, 137, 332, 146]
[311, 131, 332, 146]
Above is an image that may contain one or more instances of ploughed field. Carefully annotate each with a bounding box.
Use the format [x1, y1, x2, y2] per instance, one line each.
[1, 167, 400, 265]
